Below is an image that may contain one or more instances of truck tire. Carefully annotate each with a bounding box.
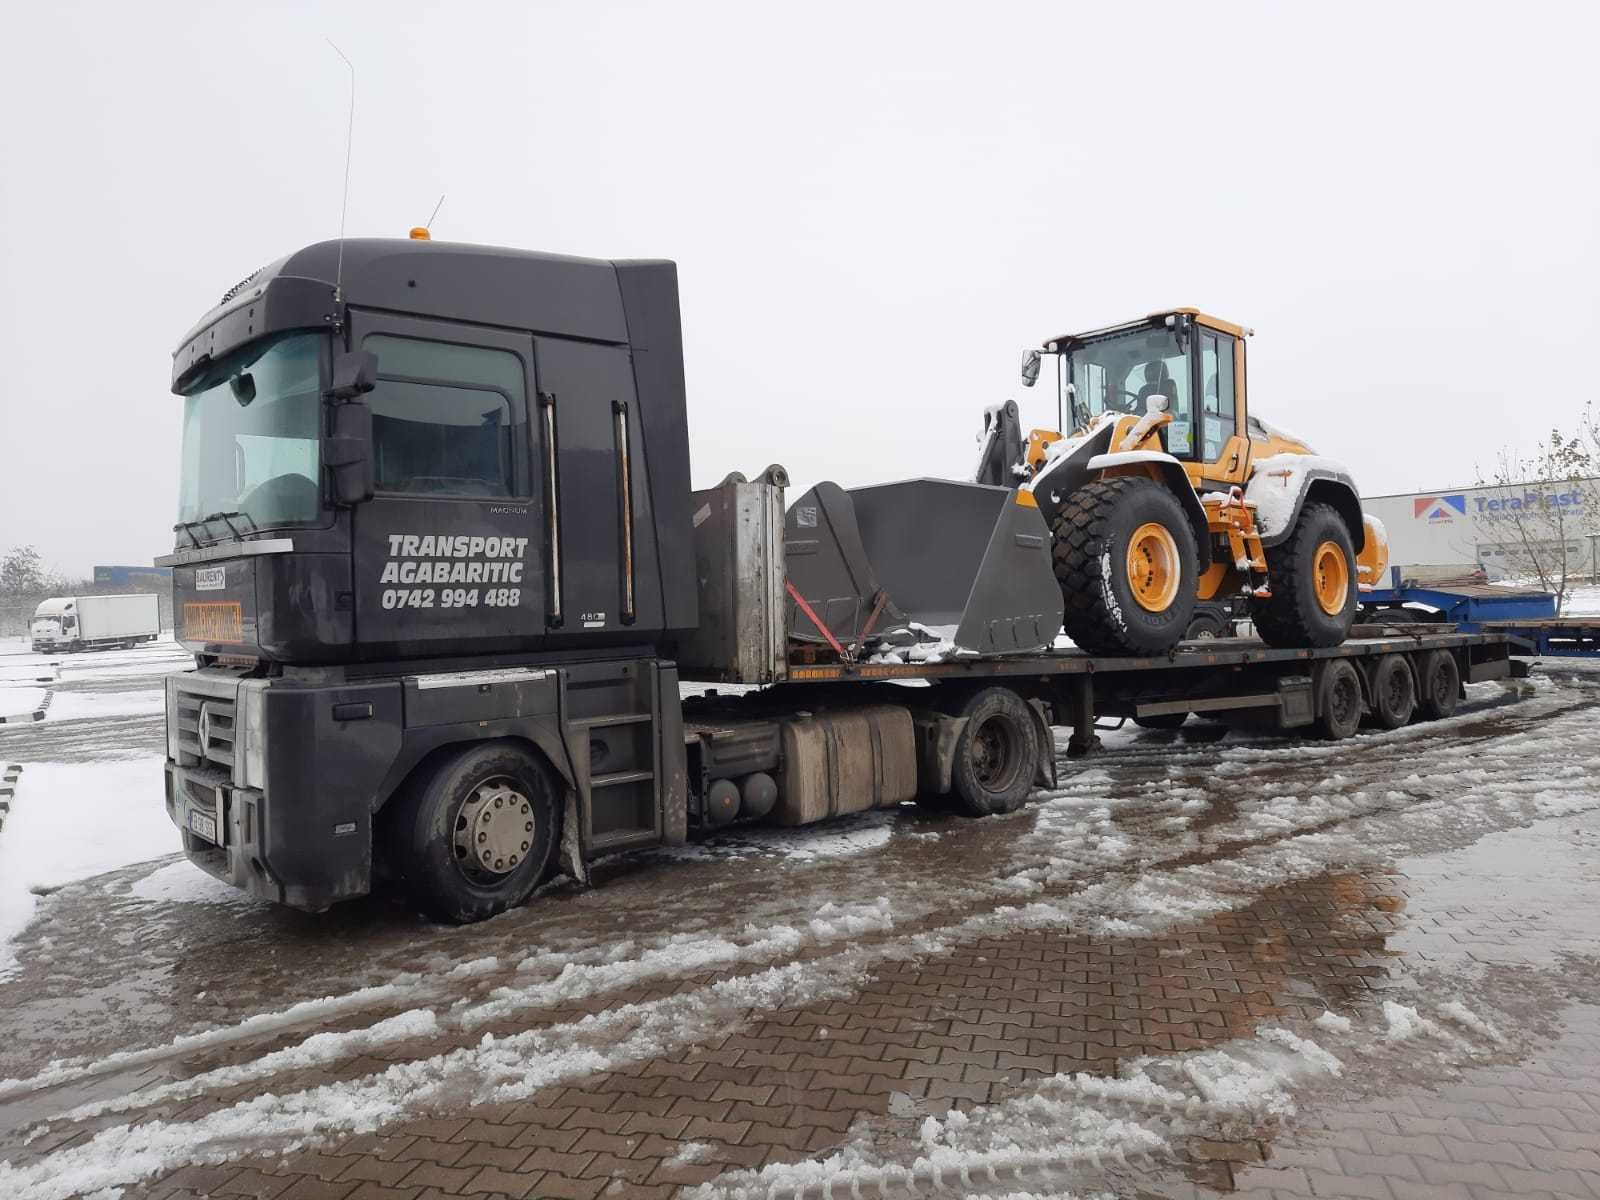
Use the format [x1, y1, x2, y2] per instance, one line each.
[1367, 654, 1416, 729]
[949, 688, 1039, 817]
[1253, 503, 1358, 648]
[1133, 712, 1189, 730]
[1052, 476, 1198, 655]
[1315, 659, 1364, 740]
[385, 741, 560, 924]
[1416, 649, 1461, 720]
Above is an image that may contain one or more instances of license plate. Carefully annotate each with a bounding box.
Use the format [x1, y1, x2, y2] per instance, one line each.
[187, 809, 219, 844]
[195, 566, 226, 591]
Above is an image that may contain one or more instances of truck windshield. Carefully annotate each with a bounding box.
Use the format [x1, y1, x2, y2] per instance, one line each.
[1065, 327, 1192, 434]
[177, 332, 325, 534]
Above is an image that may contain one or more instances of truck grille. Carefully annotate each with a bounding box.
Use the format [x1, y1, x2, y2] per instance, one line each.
[175, 690, 237, 770]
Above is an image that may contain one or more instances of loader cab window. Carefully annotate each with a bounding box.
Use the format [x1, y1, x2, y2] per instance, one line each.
[1066, 326, 1195, 457]
[1199, 330, 1238, 462]
[362, 335, 530, 498]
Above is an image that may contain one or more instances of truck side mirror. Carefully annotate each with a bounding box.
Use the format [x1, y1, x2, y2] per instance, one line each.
[1021, 348, 1042, 388]
[324, 399, 374, 506]
[328, 350, 378, 401]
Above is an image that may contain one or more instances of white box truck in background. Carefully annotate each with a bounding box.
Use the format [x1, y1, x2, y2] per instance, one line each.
[30, 594, 162, 653]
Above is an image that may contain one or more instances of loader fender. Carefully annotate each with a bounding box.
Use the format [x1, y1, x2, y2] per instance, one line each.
[1028, 424, 1212, 572]
[1245, 453, 1366, 551]
[1084, 450, 1211, 573]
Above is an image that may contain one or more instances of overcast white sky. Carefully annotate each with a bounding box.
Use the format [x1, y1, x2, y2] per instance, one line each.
[2, 1, 1596, 576]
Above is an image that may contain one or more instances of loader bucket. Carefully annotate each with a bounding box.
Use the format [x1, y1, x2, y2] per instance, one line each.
[785, 478, 1063, 656]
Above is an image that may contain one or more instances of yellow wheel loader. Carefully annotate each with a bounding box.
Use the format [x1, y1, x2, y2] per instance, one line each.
[975, 309, 1388, 655]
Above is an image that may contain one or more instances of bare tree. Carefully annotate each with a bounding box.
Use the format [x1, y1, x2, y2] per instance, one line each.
[1478, 431, 1598, 611]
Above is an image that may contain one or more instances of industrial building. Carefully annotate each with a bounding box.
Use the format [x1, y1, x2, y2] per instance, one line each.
[1364, 478, 1599, 581]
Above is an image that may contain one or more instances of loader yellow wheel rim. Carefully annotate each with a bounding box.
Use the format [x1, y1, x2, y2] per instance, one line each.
[1313, 540, 1350, 615]
[1126, 523, 1181, 613]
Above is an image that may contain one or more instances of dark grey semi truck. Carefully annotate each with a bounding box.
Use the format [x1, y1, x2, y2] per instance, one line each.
[159, 236, 1515, 921]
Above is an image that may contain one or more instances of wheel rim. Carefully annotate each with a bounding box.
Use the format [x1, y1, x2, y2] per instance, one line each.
[971, 716, 1022, 793]
[452, 776, 535, 883]
[1126, 522, 1181, 613]
[1312, 540, 1350, 616]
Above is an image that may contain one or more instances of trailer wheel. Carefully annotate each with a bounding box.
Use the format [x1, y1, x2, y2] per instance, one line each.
[1316, 660, 1364, 740]
[1253, 503, 1358, 648]
[949, 688, 1039, 817]
[1052, 476, 1198, 655]
[1133, 712, 1189, 730]
[385, 741, 560, 924]
[1416, 649, 1461, 721]
[1367, 655, 1416, 730]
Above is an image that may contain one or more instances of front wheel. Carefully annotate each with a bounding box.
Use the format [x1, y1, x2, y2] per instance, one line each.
[1254, 502, 1358, 648]
[1052, 476, 1199, 655]
[384, 741, 561, 923]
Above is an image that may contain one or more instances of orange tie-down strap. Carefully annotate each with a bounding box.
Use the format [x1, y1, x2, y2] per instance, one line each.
[784, 579, 847, 658]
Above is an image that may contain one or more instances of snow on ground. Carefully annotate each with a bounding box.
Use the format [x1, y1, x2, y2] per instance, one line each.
[127, 860, 251, 906]
[0, 756, 171, 978]
[1567, 583, 1600, 616]
[43, 687, 165, 722]
[0, 686, 47, 720]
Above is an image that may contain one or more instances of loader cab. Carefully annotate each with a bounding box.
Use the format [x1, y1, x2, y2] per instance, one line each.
[1045, 309, 1253, 488]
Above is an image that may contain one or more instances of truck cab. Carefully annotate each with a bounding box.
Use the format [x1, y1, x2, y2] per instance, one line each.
[160, 237, 699, 914]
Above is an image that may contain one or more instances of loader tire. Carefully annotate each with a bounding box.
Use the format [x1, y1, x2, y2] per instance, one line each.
[1253, 502, 1358, 648]
[384, 741, 560, 924]
[1051, 476, 1198, 656]
[949, 687, 1039, 817]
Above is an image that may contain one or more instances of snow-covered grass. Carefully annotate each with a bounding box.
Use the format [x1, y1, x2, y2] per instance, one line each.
[44, 687, 165, 722]
[0, 686, 47, 721]
[0, 756, 172, 978]
[1566, 583, 1600, 616]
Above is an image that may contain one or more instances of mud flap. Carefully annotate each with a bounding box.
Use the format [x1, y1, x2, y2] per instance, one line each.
[1026, 699, 1057, 790]
[560, 788, 587, 886]
[911, 713, 967, 798]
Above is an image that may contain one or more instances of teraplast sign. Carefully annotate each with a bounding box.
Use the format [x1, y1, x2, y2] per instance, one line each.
[1369, 479, 1598, 573]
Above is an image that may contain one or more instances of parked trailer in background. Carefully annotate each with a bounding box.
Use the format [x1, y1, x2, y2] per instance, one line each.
[30, 594, 162, 653]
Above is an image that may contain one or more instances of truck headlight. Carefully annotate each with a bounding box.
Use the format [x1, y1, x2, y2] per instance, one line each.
[235, 679, 270, 790]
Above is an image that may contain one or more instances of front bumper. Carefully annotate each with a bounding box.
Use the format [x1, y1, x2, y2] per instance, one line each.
[164, 669, 401, 911]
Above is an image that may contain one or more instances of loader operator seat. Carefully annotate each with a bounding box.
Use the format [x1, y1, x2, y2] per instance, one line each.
[1134, 361, 1177, 412]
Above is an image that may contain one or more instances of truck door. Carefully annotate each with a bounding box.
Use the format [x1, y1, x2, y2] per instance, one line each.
[533, 336, 660, 634]
[346, 311, 546, 648]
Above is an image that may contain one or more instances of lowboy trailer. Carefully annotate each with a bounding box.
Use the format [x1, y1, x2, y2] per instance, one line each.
[156, 236, 1523, 921]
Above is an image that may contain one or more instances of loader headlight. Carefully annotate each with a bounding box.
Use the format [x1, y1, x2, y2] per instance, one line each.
[235, 679, 271, 790]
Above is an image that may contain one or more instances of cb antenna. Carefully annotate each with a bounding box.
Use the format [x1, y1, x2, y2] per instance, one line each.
[412, 193, 445, 240]
[326, 37, 356, 302]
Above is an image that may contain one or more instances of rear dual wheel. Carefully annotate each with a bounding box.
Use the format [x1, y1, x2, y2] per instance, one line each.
[949, 688, 1040, 817]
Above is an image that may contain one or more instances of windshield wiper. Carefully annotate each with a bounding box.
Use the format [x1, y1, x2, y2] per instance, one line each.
[201, 510, 258, 540]
[172, 519, 206, 548]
